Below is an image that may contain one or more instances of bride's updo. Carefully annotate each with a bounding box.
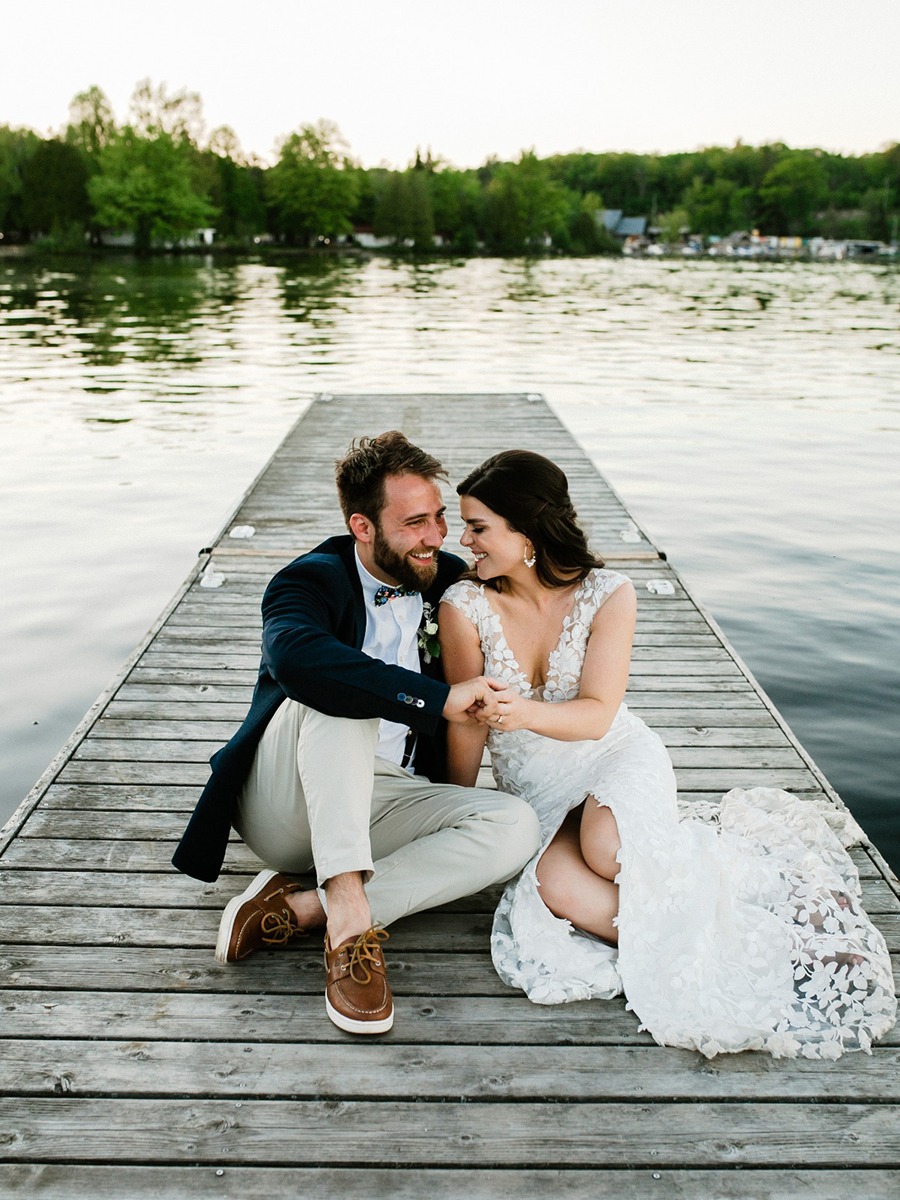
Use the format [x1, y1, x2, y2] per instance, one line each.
[457, 450, 604, 589]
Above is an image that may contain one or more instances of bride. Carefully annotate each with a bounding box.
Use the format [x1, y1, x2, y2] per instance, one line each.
[439, 449, 896, 1059]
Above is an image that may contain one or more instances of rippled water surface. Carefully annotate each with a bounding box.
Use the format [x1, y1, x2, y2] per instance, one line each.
[2, 254, 898, 869]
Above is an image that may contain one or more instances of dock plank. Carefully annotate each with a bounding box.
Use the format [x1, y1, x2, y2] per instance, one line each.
[5, 1041, 900, 1101]
[2, 905, 899, 952]
[1, 946, 896, 1012]
[1, 871, 896, 912]
[2, 1167, 899, 1200]
[2, 1099, 897, 1166]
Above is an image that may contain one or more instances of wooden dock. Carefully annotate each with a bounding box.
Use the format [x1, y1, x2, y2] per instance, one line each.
[1, 393, 898, 1198]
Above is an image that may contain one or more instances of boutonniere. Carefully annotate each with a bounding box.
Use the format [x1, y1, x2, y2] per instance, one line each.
[417, 601, 440, 663]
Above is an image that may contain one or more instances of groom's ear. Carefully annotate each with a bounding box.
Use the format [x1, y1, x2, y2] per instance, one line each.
[349, 512, 375, 543]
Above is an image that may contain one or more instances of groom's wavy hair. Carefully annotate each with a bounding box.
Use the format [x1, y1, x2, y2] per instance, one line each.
[335, 431, 446, 528]
[457, 450, 604, 590]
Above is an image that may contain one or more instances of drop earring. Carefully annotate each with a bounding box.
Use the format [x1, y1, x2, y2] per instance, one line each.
[523, 540, 537, 569]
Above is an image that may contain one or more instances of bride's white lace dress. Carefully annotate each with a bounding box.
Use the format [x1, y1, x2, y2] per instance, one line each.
[442, 570, 897, 1059]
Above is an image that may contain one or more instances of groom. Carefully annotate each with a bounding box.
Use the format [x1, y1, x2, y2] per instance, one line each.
[172, 430, 540, 1035]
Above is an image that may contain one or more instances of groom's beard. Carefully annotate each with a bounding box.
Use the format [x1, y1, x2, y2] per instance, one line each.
[373, 525, 439, 592]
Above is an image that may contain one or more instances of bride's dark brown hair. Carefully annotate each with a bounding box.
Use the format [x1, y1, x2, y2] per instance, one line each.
[457, 450, 604, 590]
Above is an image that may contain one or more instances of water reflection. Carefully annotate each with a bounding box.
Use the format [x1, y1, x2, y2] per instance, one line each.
[277, 254, 362, 322]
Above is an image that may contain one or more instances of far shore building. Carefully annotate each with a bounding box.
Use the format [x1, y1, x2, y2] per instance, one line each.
[98, 227, 216, 249]
[597, 210, 648, 240]
[349, 227, 446, 250]
[350, 227, 394, 250]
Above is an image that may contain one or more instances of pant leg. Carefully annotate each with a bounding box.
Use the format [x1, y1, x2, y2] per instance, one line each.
[363, 760, 542, 927]
[234, 698, 380, 882]
[234, 699, 541, 925]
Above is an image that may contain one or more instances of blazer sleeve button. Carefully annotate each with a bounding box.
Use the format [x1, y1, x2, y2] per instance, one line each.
[397, 693, 407, 702]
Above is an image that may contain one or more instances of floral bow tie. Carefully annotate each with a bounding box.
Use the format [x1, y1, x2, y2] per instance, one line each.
[373, 584, 417, 606]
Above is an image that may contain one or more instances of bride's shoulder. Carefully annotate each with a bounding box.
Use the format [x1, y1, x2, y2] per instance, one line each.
[583, 566, 634, 604]
[440, 576, 484, 611]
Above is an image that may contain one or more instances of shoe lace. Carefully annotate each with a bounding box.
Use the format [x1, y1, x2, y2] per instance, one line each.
[347, 926, 390, 984]
[260, 908, 304, 946]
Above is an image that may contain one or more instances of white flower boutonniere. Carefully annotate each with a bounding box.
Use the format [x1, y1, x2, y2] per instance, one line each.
[417, 601, 440, 663]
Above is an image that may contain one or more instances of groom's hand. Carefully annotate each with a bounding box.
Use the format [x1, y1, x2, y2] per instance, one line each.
[443, 676, 508, 725]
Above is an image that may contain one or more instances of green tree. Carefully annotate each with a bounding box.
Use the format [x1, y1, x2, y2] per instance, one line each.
[874, 143, 900, 207]
[430, 168, 483, 250]
[64, 86, 117, 243]
[350, 166, 382, 230]
[0, 126, 40, 235]
[197, 127, 266, 241]
[374, 172, 413, 244]
[849, 147, 899, 240]
[21, 138, 90, 239]
[564, 192, 620, 255]
[758, 153, 829, 235]
[266, 121, 359, 246]
[373, 169, 434, 250]
[203, 155, 265, 241]
[657, 207, 691, 244]
[483, 151, 569, 254]
[128, 78, 205, 145]
[65, 86, 116, 162]
[683, 176, 755, 235]
[207, 125, 242, 161]
[407, 165, 435, 251]
[89, 127, 215, 251]
[591, 152, 658, 213]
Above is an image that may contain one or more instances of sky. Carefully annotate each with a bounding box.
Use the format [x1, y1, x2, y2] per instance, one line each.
[3, 0, 898, 167]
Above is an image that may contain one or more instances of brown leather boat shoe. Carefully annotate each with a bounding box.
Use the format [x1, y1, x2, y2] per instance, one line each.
[215, 868, 306, 964]
[324, 926, 394, 1034]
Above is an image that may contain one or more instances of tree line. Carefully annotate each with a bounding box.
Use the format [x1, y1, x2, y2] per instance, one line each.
[1, 81, 898, 254]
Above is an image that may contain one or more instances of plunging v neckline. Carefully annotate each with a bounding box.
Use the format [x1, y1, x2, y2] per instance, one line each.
[483, 576, 588, 698]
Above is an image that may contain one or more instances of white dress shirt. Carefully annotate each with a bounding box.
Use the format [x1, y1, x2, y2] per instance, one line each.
[355, 548, 423, 770]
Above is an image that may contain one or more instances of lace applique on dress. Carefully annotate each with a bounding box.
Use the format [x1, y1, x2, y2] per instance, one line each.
[440, 571, 897, 1059]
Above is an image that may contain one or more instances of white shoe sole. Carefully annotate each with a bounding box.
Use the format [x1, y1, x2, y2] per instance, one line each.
[214, 867, 280, 964]
[325, 994, 394, 1035]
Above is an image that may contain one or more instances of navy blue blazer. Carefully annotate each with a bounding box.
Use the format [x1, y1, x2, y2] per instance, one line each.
[172, 535, 466, 881]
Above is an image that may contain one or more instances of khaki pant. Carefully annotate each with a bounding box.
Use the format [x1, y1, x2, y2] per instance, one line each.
[234, 699, 541, 928]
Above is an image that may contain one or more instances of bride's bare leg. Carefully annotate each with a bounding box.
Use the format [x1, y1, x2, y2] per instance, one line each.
[535, 808, 619, 944]
[579, 799, 621, 882]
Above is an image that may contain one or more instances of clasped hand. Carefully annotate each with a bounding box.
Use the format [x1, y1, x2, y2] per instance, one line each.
[472, 684, 529, 732]
[443, 675, 507, 725]
[444, 675, 530, 730]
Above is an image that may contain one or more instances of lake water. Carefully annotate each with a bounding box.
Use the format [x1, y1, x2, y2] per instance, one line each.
[1, 254, 898, 871]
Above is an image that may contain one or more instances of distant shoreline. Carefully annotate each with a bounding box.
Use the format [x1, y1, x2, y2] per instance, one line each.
[4, 242, 898, 266]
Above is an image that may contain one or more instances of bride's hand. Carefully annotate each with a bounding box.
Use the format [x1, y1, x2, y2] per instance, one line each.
[480, 690, 531, 732]
[444, 675, 510, 725]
